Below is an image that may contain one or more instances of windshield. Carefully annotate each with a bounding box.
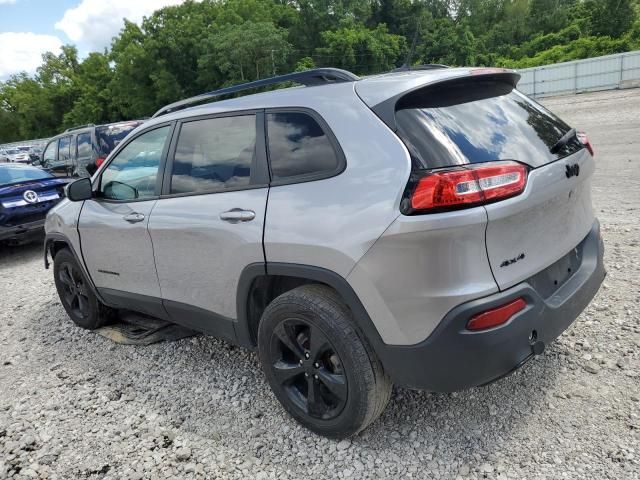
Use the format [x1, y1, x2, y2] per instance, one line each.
[6, 149, 20, 155]
[96, 122, 142, 157]
[0, 166, 53, 186]
[395, 81, 583, 169]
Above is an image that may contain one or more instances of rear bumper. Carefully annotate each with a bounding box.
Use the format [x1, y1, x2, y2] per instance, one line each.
[380, 220, 605, 391]
[0, 219, 45, 241]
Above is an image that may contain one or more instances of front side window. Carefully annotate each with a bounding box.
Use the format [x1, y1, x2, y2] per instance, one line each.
[43, 141, 57, 165]
[99, 126, 170, 201]
[170, 115, 256, 194]
[266, 112, 339, 181]
[57, 136, 72, 164]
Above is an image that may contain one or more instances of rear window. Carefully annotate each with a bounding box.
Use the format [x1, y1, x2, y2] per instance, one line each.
[96, 122, 142, 157]
[395, 81, 583, 169]
[0, 166, 52, 186]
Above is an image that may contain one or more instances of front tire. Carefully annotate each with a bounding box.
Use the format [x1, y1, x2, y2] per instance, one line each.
[257, 284, 392, 438]
[53, 248, 113, 330]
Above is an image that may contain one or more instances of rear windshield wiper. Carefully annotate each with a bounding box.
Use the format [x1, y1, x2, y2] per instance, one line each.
[550, 128, 576, 154]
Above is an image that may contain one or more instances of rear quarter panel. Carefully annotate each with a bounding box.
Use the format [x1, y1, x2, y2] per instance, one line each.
[263, 84, 411, 277]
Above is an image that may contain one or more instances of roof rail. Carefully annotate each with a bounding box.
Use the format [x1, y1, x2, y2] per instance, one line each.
[64, 123, 95, 132]
[152, 68, 360, 118]
[391, 64, 450, 72]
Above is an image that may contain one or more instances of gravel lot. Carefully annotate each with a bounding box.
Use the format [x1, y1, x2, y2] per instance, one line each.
[1, 88, 639, 480]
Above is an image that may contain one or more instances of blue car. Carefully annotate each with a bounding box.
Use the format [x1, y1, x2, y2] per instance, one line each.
[0, 164, 70, 244]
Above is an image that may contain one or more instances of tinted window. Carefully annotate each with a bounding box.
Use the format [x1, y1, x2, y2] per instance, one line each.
[267, 112, 339, 180]
[395, 82, 583, 169]
[99, 126, 169, 201]
[0, 165, 52, 186]
[170, 115, 256, 194]
[76, 132, 92, 160]
[58, 136, 72, 163]
[96, 122, 143, 157]
[43, 142, 56, 163]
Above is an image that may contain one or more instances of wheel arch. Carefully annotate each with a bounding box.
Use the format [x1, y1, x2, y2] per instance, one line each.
[235, 263, 389, 364]
[44, 233, 104, 303]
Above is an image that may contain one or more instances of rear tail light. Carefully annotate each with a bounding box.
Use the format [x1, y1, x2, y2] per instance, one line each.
[577, 132, 594, 156]
[466, 297, 526, 331]
[95, 156, 106, 167]
[403, 161, 528, 214]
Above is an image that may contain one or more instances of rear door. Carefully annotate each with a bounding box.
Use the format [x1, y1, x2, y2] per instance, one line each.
[78, 124, 173, 317]
[148, 111, 268, 335]
[392, 79, 595, 290]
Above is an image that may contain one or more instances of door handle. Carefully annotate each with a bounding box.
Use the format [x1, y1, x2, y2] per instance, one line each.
[220, 208, 256, 223]
[123, 212, 145, 223]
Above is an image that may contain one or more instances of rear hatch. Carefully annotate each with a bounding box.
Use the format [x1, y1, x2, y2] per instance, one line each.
[362, 72, 595, 290]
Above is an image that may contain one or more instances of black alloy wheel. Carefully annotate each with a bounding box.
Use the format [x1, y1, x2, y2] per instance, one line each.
[269, 318, 348, 420]
[53, 248, 113, 330]
[258, 284, 392, 438]
[57, 261, 91, 320]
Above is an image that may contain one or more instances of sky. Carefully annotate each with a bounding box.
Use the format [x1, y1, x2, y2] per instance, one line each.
[0, 0, 187, 80]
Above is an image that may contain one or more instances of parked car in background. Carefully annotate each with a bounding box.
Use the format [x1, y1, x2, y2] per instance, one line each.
[0, 150, 9, 163]
[45, 67, 604, 438]
[0, 164, 69, 245]
[29, 146, 43, 164]
[41, 121, 144, 178]
[4, 148, 31, 163]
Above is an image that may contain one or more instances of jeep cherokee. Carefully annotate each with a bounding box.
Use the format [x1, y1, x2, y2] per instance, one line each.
[44, 67, 605, 438]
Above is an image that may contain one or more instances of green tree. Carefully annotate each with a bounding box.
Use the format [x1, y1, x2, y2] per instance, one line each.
[316, 22, 405, 74]
[199, 21, 292, 85]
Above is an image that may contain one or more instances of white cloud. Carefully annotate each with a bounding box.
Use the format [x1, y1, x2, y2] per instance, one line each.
[0, 0, 17, 5]
[55, 0, 186, 51]
[0, 32, 62, 79]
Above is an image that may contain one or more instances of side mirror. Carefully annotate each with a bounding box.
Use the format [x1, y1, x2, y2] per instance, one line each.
[65, 177, 93, 202]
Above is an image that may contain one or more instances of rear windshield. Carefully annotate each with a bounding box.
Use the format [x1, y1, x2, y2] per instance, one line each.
[0, 166, 52, 186]
[96, 122, 142, 157]
[395, 81, 583, 169]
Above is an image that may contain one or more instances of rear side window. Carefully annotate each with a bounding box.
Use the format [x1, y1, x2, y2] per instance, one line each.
[170, 115, 256, 194]
[96, 122, 142, 157]
[395, 81, 583, 169]
[57, 136, 72, 163]
[76, 132, 92, 161]
[266, 112, 339, 181]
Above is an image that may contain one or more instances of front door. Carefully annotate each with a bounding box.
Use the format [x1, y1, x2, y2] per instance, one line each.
[148, 113, 268, 337]
[78, 125, 173, 317]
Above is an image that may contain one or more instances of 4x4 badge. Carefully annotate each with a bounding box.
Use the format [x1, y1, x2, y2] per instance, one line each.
[500, 253, 525, 268]
[565, 163, 580, 178]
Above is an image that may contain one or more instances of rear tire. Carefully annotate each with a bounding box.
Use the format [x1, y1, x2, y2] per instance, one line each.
[53, 248, 114, 330]
[257, 284, 392, 438]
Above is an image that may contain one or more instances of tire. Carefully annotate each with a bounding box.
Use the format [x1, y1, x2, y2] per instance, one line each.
[53, 248, 114, 330]
[257, 284, 392, 438]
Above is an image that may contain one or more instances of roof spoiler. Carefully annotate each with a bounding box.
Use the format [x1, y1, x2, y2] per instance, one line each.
[370, 69, 520, 131]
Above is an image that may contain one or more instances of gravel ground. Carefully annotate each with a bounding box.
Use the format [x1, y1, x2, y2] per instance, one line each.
[1, 88, 639, 480]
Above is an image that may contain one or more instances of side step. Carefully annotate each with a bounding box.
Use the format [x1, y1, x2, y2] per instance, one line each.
[95, 311, 198, 345]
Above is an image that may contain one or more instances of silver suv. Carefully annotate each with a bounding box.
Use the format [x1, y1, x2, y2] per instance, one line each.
[45, 67, 605, 438]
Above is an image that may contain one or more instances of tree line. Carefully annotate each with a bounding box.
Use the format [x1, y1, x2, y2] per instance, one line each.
[1, 0, 639, 142]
